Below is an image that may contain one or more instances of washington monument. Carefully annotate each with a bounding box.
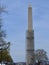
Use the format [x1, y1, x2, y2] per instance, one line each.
[26, 5, 35, 65]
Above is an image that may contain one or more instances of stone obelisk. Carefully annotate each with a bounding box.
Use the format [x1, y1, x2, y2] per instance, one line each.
[26, 5, 35, 65]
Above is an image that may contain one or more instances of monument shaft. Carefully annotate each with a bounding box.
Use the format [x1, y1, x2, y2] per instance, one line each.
[26, 6, 35, 65]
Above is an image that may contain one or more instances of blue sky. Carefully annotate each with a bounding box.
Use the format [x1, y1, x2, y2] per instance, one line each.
[1, 0, 49, 62]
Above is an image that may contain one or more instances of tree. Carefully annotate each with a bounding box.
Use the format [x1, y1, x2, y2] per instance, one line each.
[0, 2, 13, 63]
[0, 50, 13, 62]
[35, 49, 48, 61]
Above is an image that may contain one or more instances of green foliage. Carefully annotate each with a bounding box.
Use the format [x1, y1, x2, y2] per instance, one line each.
[0, 50, 13, 62]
